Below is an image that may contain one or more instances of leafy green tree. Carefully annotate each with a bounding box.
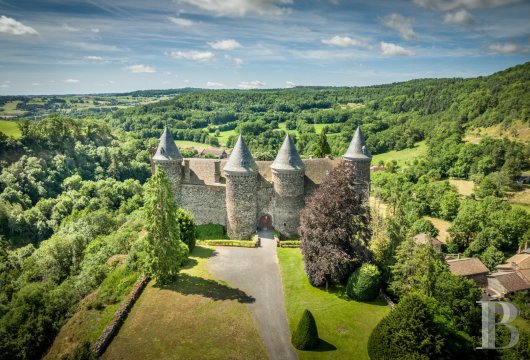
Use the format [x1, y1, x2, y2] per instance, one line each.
[291, 309, 319, 350]
[314, 130, 331, 158]
[346, 263, 381, 301]
[475, 172, 509, 198]
[176, 208, 196, 251]
[142, 167, 188, 283]
[368, 292, 472, 360]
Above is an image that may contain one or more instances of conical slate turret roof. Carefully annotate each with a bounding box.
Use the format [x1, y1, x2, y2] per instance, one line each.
[271, 133, 305, 173]
[343, 126, 371, 161]
[224, 134, 258, 175]
[152, 126, 183, 161]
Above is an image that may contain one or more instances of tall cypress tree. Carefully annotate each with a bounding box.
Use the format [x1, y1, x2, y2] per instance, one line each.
[314, 130, 331, 158]
[143, 166, 188, 283]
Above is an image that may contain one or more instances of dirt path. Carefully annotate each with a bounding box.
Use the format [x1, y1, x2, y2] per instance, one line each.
[208, 230, 297, 360]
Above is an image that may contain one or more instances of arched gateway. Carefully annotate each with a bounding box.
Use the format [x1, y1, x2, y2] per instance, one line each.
[258, 214, 273, 230]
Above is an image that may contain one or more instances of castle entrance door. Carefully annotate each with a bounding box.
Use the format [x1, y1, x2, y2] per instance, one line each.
[258, 215, 272, 230]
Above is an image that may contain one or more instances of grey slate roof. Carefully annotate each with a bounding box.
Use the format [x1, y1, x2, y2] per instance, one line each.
[223, 134, 258, 175]
[343, 126, 371, 161]
[271, 134, 305, 173]
[153, 126, 183, 161]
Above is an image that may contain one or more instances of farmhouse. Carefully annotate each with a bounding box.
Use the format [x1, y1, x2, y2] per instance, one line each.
[152, 126, 371, 239]
[446, 257, 489, 288]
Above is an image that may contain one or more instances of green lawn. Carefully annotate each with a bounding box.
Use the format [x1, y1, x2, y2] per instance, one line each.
[371, 141, 427, 167]
[102, 246, 266, 360]
[215, 129, 237, 145]
[0, 120, 21, 138]
[277, 248, 390, 359]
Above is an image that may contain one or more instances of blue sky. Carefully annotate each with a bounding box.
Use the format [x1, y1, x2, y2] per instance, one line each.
[0, 0, 529, 95]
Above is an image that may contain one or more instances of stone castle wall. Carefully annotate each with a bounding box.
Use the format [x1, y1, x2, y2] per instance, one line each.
[154, 157, 368, 239]
[225, 173, 258, 239]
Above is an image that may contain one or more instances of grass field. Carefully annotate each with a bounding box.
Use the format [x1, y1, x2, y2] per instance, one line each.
[449, 179, 475, 197]
[371, 141, 427, 167]
[0, 120, 21, 138]
[277, 248, 390, 359]
[215, 129, 237, 145]
[424, 216, 451, 242]
[465, 121, 530, 144]
[102, 246, 267, 360]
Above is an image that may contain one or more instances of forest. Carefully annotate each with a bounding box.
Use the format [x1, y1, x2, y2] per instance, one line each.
[0, 62, 528, 359]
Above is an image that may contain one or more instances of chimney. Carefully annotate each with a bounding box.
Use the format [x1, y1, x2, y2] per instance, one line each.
[214, 160, 221, 183]
[184, 160, 190, 183]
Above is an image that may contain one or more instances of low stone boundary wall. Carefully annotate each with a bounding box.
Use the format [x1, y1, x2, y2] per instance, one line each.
[92, 274, 150, 356]
[380, 290, 395, 309]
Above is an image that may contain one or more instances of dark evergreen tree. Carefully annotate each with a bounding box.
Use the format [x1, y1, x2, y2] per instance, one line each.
[300, 161, 371, 287]
[368, 292, 472, 360]
[176, 208, 196, 251]
[291, 309, 319, 350]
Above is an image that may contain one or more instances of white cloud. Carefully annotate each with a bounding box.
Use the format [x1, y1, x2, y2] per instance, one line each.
[64, 79, 79, 83]
[62, 24, 79, 32]
[380, 42, 415, 56]
[238, 80, 266, 89]
[234, 57, 244, 65]
[84, 56, 109, 64]
[321, 35, 368, 47]
[381, 13, 417, 40]
[208, 39, 242, 50]
[0, 84, 9, 88]
[125, 64, 156, 73]
[108, 80, 116, 84]
[176, 0, 293, 16]
[168, 50, 215, 62]
[32, 83, 40, 86]
[0, 15, 38, 36]
[169, 17, 193, 27]
[91, 28, 100, 33]
[285, 81, 295, 87]
[444, 9, 475, 25]
[488, 43, 520, 54]
[413, 0, 523, 11]
[69, 42, 121, 52]
[207, 81, 224, 87]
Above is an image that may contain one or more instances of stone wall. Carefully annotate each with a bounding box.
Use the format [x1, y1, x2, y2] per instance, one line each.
[92, 275, 150, 356]
[225, 173, 258, 239]
[181, 184, 227, 225]
[272, 171, 305, 238]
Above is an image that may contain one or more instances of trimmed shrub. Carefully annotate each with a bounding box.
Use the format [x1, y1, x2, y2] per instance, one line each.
[346, 263, 381, 301]
[177, 208, 197, 250]
[278, 240, 301, 248]
[197, 239, 258, 248]
[196, 224, 228, 240]
[291, 309, 319, 350]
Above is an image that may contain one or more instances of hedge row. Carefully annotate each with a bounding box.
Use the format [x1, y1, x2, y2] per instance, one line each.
[197, 238, 259, 248]
[277, 240, 301, 248]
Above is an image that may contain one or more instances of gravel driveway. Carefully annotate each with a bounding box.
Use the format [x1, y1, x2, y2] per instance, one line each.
[208, 230, 297, 360]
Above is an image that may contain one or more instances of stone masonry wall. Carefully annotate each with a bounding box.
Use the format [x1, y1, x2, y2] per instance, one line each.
[272, 171, 305, 237]
[225, 173, 258, 239]
[180, 184, 227, 225]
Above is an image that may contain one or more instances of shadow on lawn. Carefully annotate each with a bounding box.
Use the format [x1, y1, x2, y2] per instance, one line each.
[155, 273, 255, 304]
[313, 339, 337, 352]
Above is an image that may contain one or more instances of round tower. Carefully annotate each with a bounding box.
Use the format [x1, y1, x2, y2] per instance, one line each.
[224, 135, 259, 240]
[152, 126, 183, 200]
[343, 126, 371, 200]
[271, 134, 305, 238]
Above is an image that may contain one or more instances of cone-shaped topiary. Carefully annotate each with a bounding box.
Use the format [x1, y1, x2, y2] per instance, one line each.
[291, 309, 319, 350]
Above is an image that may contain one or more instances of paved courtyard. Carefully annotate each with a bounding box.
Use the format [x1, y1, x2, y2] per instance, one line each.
[208, 230, 297, 360]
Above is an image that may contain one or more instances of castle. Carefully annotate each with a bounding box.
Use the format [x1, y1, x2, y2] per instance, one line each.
[152, 127, 372, 239]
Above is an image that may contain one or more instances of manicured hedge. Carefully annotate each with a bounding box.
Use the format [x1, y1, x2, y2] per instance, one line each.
[197, 239, 258, 248]
[291, 309, 319, 350]
[346, 263, 381, 302]
[277, 240, 301, 248]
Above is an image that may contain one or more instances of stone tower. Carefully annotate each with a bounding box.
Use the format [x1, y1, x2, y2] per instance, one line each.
[152, 126, 183, 198]
[224, 135, 259, 240]
[343, 126, 371, 199]
[271, 134, 305, 238]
